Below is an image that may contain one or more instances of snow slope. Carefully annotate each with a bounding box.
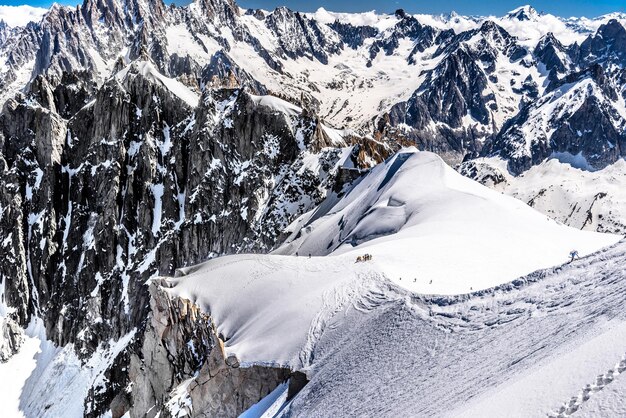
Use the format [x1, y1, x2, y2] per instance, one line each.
[0, 318, 136, 418]
[284, 241, 626, 417]
[462, 156, 626, 233]
[276, 148, 619, 293]
[116, 61, 200, 107]
[166, 234, 626, 416]
[163, 148, 621, 411]
[168, 253, 383, 368]
[576, 366, 626, 417]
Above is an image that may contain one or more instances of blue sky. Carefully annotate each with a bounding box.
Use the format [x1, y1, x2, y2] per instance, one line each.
[1, 0, 625, 18]
[239, 0, 625, 17]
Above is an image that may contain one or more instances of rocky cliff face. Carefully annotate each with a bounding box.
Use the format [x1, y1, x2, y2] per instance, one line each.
[1, 59, 354, 337]
[120, 279, 293, 418]
[0, 20, 9, 45]
[0, 46, 359, 414]
[2, 0, 626, 170]
[575, 19, 626, 68]
[2, 0, 626, 416]
[72, 275, 296, 417]
[0, 316, 23, 362]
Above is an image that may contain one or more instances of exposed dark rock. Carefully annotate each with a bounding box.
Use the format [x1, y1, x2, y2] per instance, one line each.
[534, 32, 571, 77]
[328, 21, 378, 49]
[200, 50, 267, 93]
[0, 317, 24, 362]
[265, 7, 343, 65]
[125, 279, 291, 418]
[577, 19, 626, 67]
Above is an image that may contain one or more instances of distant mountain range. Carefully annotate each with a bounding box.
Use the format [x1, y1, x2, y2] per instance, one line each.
[1, 1, 626, 417]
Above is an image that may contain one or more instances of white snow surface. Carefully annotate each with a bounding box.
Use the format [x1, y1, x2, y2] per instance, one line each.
[165, 24, 221, 67]
[576, 365, 626, 417]
[165, 233, 626, 416]
[0, 5, 47, 27]
[465, 156, 626, 233]
[282, 241, 626, 417]
[0, 318, 136, 418]
[277, 148, 619, 293]
[167, 253, 379, 368]
[249, 94, 301, 116]
[164, 148, 619, 386]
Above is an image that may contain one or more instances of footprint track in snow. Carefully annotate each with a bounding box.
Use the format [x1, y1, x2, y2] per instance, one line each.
[549, 354, 626, 417]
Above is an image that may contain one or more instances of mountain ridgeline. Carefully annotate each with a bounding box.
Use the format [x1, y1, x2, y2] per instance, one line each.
[1, 0, 626, 416]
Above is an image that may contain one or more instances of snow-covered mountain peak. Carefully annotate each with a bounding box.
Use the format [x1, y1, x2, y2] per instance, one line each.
[505, 5, 540, 22]
[276, 148, 619, 293]
[2, 1, 626, 415]
[578, 18, 626, 67]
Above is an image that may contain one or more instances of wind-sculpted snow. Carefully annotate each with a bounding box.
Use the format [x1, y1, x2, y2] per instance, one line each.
[277, 149, 619, 294]
[167, 254, 391, 369]
[2, 0, 626, 415]
[167, 234, 626, 417]
[283, 241, 626, 417]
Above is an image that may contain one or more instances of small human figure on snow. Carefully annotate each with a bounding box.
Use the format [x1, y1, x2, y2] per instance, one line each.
[569, 250, 579, 263]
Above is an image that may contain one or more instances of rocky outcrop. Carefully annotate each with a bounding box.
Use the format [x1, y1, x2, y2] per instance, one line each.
[265, 7, 342, 65]
[125, 279, 291, 418]
[0, 20, 9, 46]
[576, 19, 626, 67]
[533, 33, 572, 80]
[0, 53, 351, 415]
[200, 51, 267, 94]
[328, 21, 378, 49]
[0, 316, 24, 362]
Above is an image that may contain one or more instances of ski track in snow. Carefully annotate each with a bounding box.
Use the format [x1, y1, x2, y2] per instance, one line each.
[228, 240, 626, 417]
